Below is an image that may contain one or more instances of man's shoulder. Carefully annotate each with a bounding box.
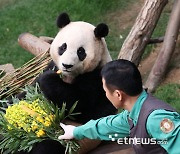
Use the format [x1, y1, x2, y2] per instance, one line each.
[146, 109, 179, 136]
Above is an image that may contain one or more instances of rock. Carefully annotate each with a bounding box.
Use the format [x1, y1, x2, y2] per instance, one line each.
[0, 64, 15, 74]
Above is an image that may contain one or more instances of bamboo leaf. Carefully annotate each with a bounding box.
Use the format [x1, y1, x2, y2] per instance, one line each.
[68, 101, 78, 115]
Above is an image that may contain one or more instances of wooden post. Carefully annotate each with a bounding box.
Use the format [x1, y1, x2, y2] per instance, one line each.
[118, 0, 168, 66]
[145, 0, 180, 92]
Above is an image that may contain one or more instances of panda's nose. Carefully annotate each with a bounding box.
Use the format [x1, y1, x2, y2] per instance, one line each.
[62, 63, 73, 69]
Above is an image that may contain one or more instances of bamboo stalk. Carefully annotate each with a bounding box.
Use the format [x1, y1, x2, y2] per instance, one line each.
[0, 51, 51, 99]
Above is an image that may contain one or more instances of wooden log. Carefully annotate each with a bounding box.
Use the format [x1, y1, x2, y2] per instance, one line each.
[145, 0, 180, 92]
[18, 33, 50, 56]
[118, 0, 168, 66]
[39, 36, 54, 44]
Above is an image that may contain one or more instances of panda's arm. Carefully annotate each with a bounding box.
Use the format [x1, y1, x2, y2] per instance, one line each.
[37, 70, 78, 109]
[43, 60, 58, 72]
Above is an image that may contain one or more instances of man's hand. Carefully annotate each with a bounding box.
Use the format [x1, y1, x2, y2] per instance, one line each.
[58, 123, 76, 140]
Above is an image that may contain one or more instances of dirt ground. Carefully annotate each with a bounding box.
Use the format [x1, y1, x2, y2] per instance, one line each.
[139, 42, 180, 85]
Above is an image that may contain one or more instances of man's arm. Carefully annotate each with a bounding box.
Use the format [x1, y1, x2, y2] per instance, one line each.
[59, 110, 130, 141]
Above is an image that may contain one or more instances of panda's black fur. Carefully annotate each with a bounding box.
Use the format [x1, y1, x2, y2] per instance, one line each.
[38, 61, 116, 124]
[17, 13, 117, 154]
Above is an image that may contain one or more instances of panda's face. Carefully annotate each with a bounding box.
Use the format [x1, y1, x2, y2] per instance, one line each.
[50, 22, 106, 81]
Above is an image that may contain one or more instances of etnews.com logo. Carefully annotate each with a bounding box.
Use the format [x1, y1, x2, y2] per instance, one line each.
[108, 134, 168, 145]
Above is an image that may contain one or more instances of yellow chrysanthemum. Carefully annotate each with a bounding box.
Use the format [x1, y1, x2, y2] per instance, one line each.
[36, 129, 45, 137]
[5, 99, 54, 137]
[44, 121, 51, 127]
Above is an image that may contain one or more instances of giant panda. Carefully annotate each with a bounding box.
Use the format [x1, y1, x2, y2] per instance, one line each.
[27, 12, 117, 154]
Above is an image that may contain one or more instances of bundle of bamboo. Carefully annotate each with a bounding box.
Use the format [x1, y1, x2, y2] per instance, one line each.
[0, 51, 51, 99]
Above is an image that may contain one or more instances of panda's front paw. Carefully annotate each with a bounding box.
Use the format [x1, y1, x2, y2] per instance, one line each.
[37, 70, 63, 98]
[38, 70, 60, 85]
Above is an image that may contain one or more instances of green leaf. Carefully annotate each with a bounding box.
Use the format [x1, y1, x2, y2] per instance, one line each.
[68, 101, 78, 115]
[58, 103, 66, 121]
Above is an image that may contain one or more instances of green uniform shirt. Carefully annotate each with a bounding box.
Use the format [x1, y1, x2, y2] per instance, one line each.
[74, 90, 180, 153]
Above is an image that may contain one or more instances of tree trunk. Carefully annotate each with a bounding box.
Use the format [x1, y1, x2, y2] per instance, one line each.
[118, 0, 168, 66]
[145, 0, 180, 92]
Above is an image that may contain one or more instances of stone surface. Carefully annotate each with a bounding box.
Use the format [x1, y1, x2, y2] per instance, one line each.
[0, 63, 15, 73]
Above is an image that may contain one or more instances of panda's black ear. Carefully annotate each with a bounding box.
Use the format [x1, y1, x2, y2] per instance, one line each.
[94, 23, 109, 38]
[57, 12, 71, 28]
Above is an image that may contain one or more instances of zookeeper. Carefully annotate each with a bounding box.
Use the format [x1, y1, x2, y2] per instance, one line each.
[58, 59, 180, 154]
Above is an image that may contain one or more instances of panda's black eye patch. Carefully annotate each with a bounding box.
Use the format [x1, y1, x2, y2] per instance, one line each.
[77, 47, 86, 61]
[58, 43, 67, 55]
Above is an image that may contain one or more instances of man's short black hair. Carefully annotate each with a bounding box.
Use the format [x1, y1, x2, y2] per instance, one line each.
[101, 59, 143, 96]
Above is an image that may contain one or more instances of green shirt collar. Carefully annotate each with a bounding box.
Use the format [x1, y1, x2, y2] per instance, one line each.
[129, 90, 148, 125]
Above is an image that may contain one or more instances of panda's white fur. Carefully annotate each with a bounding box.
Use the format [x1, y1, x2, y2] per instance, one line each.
[50, 21, 111, 82]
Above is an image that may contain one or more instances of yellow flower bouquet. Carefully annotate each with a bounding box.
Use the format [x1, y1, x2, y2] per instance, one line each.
[0, 84, 80, 154]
